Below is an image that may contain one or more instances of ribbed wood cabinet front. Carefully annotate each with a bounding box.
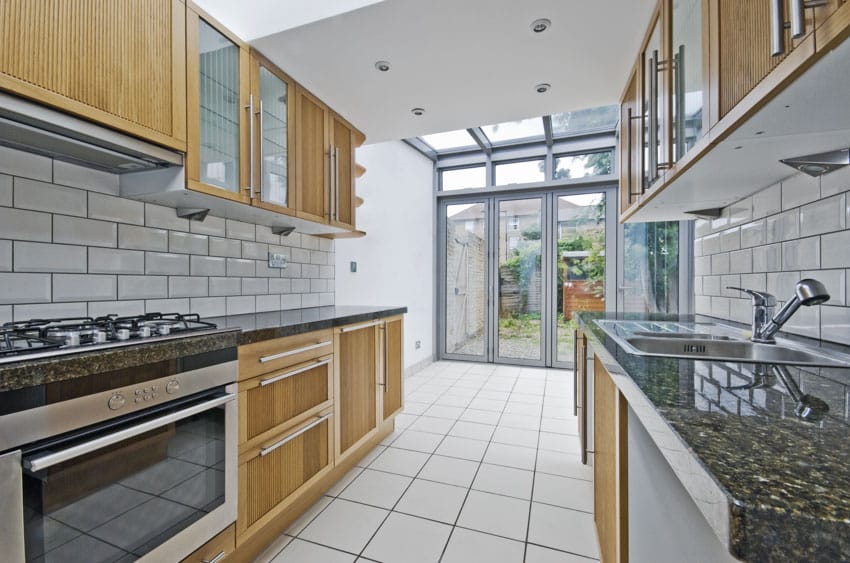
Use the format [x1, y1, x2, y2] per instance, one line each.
[295, 86, 330, 224]
[0, 0, 186, 150]
[381, 316, 404, 421]
[334, 322, 380, 461]
[238, 409, 333, 538]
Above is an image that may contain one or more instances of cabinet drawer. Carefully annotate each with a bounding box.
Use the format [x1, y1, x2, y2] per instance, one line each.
[238, 410, 334, 535]
[239, 356, 333, 445]
[238, 329, 333, 381]
[181, 523, 235, 563]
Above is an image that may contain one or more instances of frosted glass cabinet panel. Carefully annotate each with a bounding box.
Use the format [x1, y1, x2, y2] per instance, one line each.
[672, 0, 704, 162]
[198, 20, 241, 193]
[259, 66, 290, 207]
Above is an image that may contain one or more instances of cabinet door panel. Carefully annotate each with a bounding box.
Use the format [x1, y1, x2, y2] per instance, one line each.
[671, 0, 705, 161]
[0, 0, 185, 149]
[382, 318, 404, 421]
[336, 325, 378, 457]
[331, 116, 355, 228]
[295, 87, 329, 222]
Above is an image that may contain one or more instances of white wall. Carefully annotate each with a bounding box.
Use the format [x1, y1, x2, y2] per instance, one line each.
[335, 141, 434, 369]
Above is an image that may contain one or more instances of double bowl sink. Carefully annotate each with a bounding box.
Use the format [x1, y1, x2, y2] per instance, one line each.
[596, 320, 850, 368]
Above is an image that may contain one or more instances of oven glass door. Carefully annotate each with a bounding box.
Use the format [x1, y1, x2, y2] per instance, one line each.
[20, 389, 232, 562]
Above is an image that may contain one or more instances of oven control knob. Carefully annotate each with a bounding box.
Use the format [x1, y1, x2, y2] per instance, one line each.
[108, 393, 126, 410]
[166, 380, 180, 394]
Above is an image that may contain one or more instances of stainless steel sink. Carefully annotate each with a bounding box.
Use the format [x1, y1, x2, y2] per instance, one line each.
[596, 320, 850, 368]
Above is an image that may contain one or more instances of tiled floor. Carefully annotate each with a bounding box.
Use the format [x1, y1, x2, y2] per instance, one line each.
[256, 361, 599, 563]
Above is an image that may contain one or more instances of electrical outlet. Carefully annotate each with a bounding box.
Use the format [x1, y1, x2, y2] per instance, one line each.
[415, 340, 421, 349]
[268, 253, 288, 268]
[350, 261, 357, 273]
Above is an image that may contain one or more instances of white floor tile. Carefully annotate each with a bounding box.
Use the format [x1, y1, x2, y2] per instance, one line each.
[435, 436, 488, 462]
[467, 397, 507, 412]
[504, 402, 543, 416]
[533, 473, 594, 513]
[326, 467, 364, 497]
[539, 432, 581, 454]
[355, 446, 386, 469]
[417, 455, 480, 488]
[408, 416, 455, 435]
[362, 512, 451, 563]
[441, 528, 526, 563]
[395, 478, 468, 524]
[525, 544, 598, 562]
[337, 469, 412, 509]
[528, 503, 600, 559]
[390, 429, 444, 453]
[536, 450, 593, 481]
[483, 442, 537, 471]
[472, 463, 534, 500]
[540, 417, 579, 435]
[457, 490, 530, 541]
[394, 413, 418, 429]
[402, 402, 430, 415]
[285, 495, 333, 536]
[491, 426, 540, 448]
[272, 538, 355, 563]
[476, 390, 511, 401]
[458, 409, 502, 425]
[299, 499, 387, 554]
[368, 447, 430, 477]
[448, 421, 496, 441]
[498, 413, 541, 431]
[255, 534, 294, 563]
[434, 394, 472, 408]
[423, 404, 465, 420]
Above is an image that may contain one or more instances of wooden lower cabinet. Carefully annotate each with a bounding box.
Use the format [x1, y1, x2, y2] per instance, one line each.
[381, 316, 404, 421]
[593, 356, 628, 563]
[182, 524, 235, 563]
[575, 331, 588, 465]
[335, 321, 381, 461]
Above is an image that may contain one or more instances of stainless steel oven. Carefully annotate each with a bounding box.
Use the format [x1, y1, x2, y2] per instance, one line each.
[0, 349, 238, 562]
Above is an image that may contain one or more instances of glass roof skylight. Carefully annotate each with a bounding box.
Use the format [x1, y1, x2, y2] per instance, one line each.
[481, 118, 544, 144]
[421, 129, 476, 151]
[550, 105, 619, 137]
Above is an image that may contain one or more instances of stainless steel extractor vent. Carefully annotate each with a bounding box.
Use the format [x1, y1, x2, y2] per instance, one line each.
[780, 148, 850, 177]
[0, 92, 182, 174]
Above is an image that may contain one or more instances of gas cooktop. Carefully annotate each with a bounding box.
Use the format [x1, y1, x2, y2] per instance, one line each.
[0, 312, 222, 364]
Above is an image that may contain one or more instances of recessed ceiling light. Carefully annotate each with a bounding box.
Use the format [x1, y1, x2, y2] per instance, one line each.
[534, 83, 551, 94]
[530, 18, 551, 33]
[374, 60, 391, 72]
[411, 107, 426, 116]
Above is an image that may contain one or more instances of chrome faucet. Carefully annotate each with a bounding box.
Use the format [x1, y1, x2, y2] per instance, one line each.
[726, 279, 830, 343]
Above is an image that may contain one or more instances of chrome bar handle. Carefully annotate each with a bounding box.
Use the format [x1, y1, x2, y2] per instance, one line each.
[791, 0, 806, 37]
[24, 394, 236, 472]
[771, 0, 786, 56]
[258, 340, 333, 363]
[258, 98, 265, 200]
[203, 552, 226, 563]
[340, 320, 382, 333]
[573, 330, 579, 417]
[335, 146, 341, 222]
[382, 324, 389, 391]
[674, 45, 686, 161]
[260, 359, 332, 387]
[259, 413, 333, 457]
[648, 50, 659, 184]
[246, 94, 255, 198]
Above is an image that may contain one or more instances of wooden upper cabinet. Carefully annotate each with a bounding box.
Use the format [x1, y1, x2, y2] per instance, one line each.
[250, 51, 297, 216]
[619, 67, 642, 214]
[185, 3, 251, 204]
[294, 86, 331, 224]
[0, 0, 187, 150]
[670, 0, 707, 162]
[330, 114, 362, 230]
[641, 8, 666, 191]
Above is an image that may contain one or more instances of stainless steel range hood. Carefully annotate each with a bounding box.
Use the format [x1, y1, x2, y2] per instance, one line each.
[0, 92, 182, 174]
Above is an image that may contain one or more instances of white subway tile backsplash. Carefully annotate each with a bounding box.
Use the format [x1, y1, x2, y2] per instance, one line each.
[53, 161, 119, 195]
[711, 254, 730, 275]
[290, 248, 310, 263]
[695, 219, 710, 237]
[1, 305, 14, 323]
[190, 255, 226, 277]
[145, 203, 189, 232]
[145, 252, 189, 275]
[226, 258, 255, 277]
[319, 292, 334, 306]
[782, 303, 820, 339]
[169, 232, 209, 255]
[88, 300, 145, 318]
[15, 178, 87, 216]
[0, 207, 51, 242]
[752, 244, 781, 272]
[740, 220, 765, 248]
[14, 242, 86, 273]
[694, 256, 710, 276]
[89, 248, 144, 274]
[118, 224, 168, 251]
[53, 274, 116, 302]
[819, 165, 850, 198]
[254, 260, 280, 278]
[189, 215, 226, 237]
[241, 278, 268, 295]
[768, 210, 800, 243]
[88, 193, 144, 225]
[291, 278, 309, 293]
[283, 232, 301, 248]
[320, 265, 334, 279]
[226, 219, 255, 241]
[695, 295, 711, 315]
[209, 237, 241, 258]
[302, 264, 320, 278]
[310, 251, 328, 265]
[242, 241, 268, 260]
[781, 173, 820, 210]
[719, 228, 741, 252]
[781, 237, 819, 270]
[255, 226, 280, 245]
[269, 279, 291, 293]
[821, 306, 850, 345]
[767, 272, 802, 299]
[728, 248, 752, 274]
[226, 295, 255, 315]
[145, 298, 190, 314]
[739, 273, 766, 292]
[710, 296, 730, 319]
[190, 297, 226, 318]
[301, 293, 320, 307]
[169, 276, 208, 298]
[820, 231, 850, 269]
[0, 240, 10, 272]
[282, 263, 302, 278]
[209, 277, 242, 296]
[280, 293, 302, 310]
[0, 273, 52, 304]
[799, 194, 845, 237]
[301, 235, 319, 250]
[256, 294, 281, 312]
[0, 146, 52, 182]
[703, 276, 720, 296]
[728, 198, 752, 226]
[728, 298, 752, 324]
[0, 174, 12, 206]
[54, 215, 117, 248]
[119, 276, 168, 300]
[14, 302, 87, 321]
[720, 275, 741, 297]
[319, 238, 334, 252]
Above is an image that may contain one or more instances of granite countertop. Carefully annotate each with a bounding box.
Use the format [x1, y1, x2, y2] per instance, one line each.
[576, 312, 850, 561]
[210, 305, 408, 345]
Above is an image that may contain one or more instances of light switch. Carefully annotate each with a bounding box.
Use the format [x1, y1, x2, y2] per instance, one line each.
[350, 261, 357, 273]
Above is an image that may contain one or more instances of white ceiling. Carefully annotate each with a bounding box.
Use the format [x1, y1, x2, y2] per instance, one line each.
[196, 0, 655, 144]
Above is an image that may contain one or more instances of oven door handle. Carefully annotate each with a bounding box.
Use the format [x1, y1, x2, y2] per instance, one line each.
[23, 393, 236, 472]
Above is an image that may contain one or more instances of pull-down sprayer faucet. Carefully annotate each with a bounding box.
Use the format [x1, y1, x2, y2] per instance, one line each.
[727, 279, 830, 343]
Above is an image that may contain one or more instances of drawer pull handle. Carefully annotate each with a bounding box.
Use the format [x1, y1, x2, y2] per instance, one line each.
[259, 413, 333, 457]
[260, 359, 331, 387]
[340, 320, 382, 333]
[203, 552, 226, 563]
[258, 340, 332, 363]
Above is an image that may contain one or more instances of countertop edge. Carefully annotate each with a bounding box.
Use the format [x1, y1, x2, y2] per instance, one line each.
[576, 314, 734, 553]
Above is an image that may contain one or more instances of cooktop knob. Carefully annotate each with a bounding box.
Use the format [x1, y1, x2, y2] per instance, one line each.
[116, 329, 131, 341]
[166, 380, 180, 394]
[108, 393, 126, 410]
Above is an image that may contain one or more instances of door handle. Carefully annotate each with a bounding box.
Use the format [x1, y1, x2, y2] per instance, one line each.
[245, 94, 255, 198]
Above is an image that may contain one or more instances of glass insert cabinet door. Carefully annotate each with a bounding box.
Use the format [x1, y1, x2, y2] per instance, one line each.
[197, 20, 242, 193]
[254, 61, 294, 210]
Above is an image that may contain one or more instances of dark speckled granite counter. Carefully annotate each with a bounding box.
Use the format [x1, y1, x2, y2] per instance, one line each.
[210, 305, 407, 345]
[576, 312, 850, 562]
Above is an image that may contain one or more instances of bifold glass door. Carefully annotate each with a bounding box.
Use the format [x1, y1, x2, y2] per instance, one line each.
[440, 189, 616, 367]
